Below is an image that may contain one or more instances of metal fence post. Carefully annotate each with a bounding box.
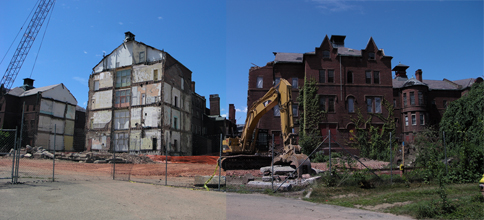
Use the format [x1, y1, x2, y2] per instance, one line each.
[53, 125, 56, 182]
[390, 132, 392, 184]
[271, 134, 274, 191]
[218, 134, 222, 191]
[11, 127, 18, 183]
[165, 143, 168, 186]
[113, 142, 116, 180]
[329, 130, 331, 174]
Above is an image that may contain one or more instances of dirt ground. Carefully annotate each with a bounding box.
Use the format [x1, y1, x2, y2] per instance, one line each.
[0, 156, 390, 183]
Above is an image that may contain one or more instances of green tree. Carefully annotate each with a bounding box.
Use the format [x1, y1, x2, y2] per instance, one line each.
[440, 82, 484, 150]
[297, 78, 324, 156]
[348, 99, 396, 161]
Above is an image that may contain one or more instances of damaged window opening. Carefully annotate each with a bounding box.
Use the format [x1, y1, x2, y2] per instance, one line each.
[115, 90, 131, 107]
[139, 51, 145, 63]
[116, 69, 131, 88]
[153, 69, 158, 81]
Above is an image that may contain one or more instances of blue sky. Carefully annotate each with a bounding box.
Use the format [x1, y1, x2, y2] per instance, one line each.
[1, 0, 482, 123]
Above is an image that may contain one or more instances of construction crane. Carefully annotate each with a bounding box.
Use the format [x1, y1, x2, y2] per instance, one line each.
[1, 0, 55, 92]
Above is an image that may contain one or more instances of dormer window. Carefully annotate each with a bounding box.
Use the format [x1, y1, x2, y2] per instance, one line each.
[323, 50, 330, 59]
[368, 52, 375, 60]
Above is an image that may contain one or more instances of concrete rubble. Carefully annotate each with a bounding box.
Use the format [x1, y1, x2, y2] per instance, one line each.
[5, 145, 155, 164]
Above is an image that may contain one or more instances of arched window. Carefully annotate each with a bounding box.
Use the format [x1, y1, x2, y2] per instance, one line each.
[348, 97, 355, 113]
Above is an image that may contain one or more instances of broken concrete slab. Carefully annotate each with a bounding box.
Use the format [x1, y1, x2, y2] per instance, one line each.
[247, 181, 292, 191]
[260, 165, 296, 175]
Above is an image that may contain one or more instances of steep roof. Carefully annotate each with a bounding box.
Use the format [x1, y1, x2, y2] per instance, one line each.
[393, 77, 479, 91]
[8, 84, 59, 97]
[7, 83, 77, 105]
[273, 52, 303, 63]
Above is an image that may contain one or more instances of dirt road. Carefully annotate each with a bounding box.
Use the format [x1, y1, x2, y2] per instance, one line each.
[0, 180, 412, 220]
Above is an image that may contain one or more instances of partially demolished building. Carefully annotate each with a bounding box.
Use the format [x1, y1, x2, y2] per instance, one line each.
[0, 78, 81, 151]
[86, 32, 192, 155]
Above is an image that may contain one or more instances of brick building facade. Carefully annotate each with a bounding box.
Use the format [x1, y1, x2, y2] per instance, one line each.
[248, 35, 482, 150]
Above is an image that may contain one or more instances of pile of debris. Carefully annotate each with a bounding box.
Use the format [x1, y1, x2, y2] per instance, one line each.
[7, 146, 155, 164]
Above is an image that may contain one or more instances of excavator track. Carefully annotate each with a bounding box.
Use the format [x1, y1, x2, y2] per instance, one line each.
[221, 155, 273, 171]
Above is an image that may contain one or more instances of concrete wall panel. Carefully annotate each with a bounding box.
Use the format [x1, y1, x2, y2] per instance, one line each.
[53, 102, 66, 118]
[90, 110, 111, 129]
[36, 133, 49, 148]
[132, 83, 161, 106]
[130, 107, 142, 128]
[49, 134, 64, 151]
[164, 107, 171, 126]
[91, 135, 108, 150]
[51, 119, 65, 134]
[42, 85, 77, 106]
[64, 135, 74, 151]
[38, 115, 52, 132]
[163, 82, 171, 104]
[66, 105, 76, 119]
[143, 106, 161, 127]
[40, 99, 53, 115]
[91, 90, 112, 109]
[65, 120, 75, 135]
[93, 71, 113, 89]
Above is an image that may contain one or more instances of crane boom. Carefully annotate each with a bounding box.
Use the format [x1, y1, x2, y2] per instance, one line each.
[1, 0, 55, 91]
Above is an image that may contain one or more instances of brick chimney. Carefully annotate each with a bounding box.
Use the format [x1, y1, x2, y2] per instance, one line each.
[209, 94, 220, 116]
[415, 69, 423, 82]
[125, 31, 135, 41]
[191, 81, 195, 92]
[229, 104, 236, 124]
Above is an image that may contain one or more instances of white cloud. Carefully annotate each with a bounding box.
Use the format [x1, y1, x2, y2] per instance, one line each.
[73, 76, 88, 86]
[221, 114, 227, 118]
[310, 0, 362, 13]
[158, 16, 163, 20]
[82, 101, 87, 107]
[83, 51, 87, 54]
[236, 107, 248, 113]
[119, 22, 123, 25]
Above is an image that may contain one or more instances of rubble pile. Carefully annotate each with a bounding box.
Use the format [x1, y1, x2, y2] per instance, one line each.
[6, 146, 155, 164]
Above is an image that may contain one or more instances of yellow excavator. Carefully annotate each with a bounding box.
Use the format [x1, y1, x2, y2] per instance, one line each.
[221, 78, 311, 176]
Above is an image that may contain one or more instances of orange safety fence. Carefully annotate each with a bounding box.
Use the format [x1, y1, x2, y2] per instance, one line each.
[147, 155, 220, 165]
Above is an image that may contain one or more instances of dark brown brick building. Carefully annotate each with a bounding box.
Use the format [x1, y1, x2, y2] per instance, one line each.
[247, 35, 482, 151]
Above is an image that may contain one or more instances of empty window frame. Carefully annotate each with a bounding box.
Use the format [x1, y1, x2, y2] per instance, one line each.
[274, 77, 280, 86]
[173, 116, 178, 129]
[292, 78, 298, 89]
[256, 76, 263, 88]
[292, 104, 298, 117]
[347, 71, 353, 84]
[94, 80, 99, 91]
[153, 69, 158, 81]
[368, 52, 375, 60]
[405, 115, 409, 126]
[373, 71, 380, 84]
[365, 71, 371, 84]
[411, 113, 416, 125]
[420, 113, 425, 125]
[403, 93, 407, 107]
[115, 90, 131, 107]
[319, 70, 325, 83]
[273, 105, 280, 116]
[366, 97, 382, 113]
[114, 110, 129, 130]
[174, 96, 178, 108]
[418, 91, 423, 105]
[139, 51, 145, 63]
[116, 69, 131, 88]
[114, 132, 128, 152]
[323, 50, 330, 59]
[443, 100, 447, 108]
[348, 97, 355, 113]
[328, 70, 334, 83]
[410, 92, 415, 105]
[181, 78, 184, 90]
[319, 96, 335, 113]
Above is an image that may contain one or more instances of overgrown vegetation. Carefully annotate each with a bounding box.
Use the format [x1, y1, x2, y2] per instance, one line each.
[297, 78, 324, 156]
[348, 99, 397, 161]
